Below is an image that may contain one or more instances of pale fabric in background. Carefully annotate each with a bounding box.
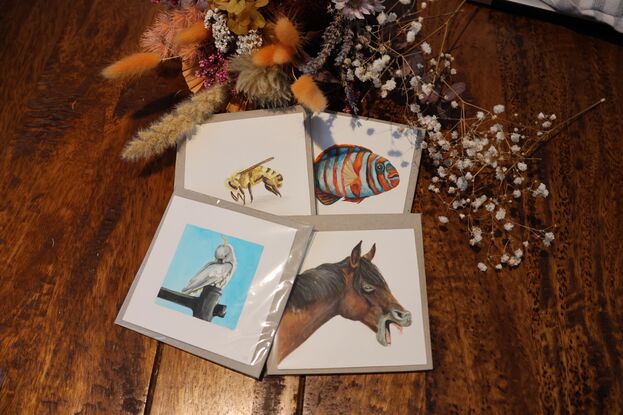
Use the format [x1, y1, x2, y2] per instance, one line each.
[540, 0, 623, 32]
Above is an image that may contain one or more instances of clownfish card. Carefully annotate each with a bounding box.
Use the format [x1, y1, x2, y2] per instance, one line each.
[310, 112, 423, 215]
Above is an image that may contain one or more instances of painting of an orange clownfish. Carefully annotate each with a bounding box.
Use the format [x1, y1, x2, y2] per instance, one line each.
[313, 144, 400, 205]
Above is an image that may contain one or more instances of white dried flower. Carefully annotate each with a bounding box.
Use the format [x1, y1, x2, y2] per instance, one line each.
[514, 248, 523, 259]
[451, 100, 459, 108]
[205, 10, 234, 53]
[513, 189, 521, 198]
[495, 208, 506, 220]
[410, 21, 422, 35]
[469, 227, 483, 246]
[517, 162, 528, 171]
[477, 262, 488, 272]
[495, 264, 503, 270]
[532, 183, 549, 198]
[421, 41, 432, 54]
[538, 112, 545, 120]
[471, 195, 488, 210]
[382, 78, 396, 91]
[543, 232, 555, 246]
[493, 104, 505, 114]
[476, 111, 485, 120]
[485, 202, 496, 212]
[399, 0, 411, 4]
[504, 222, 514, 231]
[513, 176, 524, 185]
[235, 30, 263, 55]
[500, 254, 509, 263]
[438, 216, 449, 224]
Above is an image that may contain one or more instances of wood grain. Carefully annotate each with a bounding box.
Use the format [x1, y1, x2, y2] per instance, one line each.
[0, 0, 621, 414]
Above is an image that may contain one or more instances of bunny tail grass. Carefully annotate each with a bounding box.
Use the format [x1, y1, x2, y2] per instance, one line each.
[274, 17, 301, 49]
[102, 53, 162, 79]
[174, 21, 211, 46]
[291, 75, 327, 112]
[121, 84, 228, 161]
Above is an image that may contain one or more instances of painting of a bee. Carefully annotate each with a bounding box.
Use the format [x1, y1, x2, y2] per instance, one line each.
[226, 157, 284, 205]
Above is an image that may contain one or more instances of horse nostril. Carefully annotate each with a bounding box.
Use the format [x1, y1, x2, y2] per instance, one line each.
[391, 309, 412, 322]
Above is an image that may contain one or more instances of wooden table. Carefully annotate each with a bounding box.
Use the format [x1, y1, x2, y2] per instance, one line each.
[1, 0, 622, 413]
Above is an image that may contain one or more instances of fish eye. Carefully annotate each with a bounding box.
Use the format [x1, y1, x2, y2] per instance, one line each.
[362, 282, 375, 293]
[376, 163, 384, 172]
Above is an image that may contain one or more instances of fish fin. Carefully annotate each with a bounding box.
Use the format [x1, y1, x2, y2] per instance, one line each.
[345, 197, 366, 204]
[342, 160, 359, 185]
[315, 187, 340, 205]
[350, 179, 361, 197]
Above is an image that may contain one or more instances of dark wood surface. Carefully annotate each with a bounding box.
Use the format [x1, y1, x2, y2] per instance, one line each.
[1, 0, 622, 413]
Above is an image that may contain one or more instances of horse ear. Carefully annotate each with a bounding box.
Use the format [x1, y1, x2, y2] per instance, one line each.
[350, 241, 362, 268]
[363, 243, 376, 261]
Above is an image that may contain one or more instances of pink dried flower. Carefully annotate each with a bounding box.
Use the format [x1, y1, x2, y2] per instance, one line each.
[196, 46, 229, 88]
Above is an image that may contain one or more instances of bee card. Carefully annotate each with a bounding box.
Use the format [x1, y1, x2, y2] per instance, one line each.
[310, 112, 423, 215]
[266, 214, 432, 375]
[116, 189, 312, 378]
[176, 107, 317, 216]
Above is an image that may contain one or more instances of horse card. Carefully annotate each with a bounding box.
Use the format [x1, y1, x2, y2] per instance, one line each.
[310, 112, 423, 215]
[116, 189, 312, 378]
[175, 107, 317, 216]
[267, 214, 432, 375]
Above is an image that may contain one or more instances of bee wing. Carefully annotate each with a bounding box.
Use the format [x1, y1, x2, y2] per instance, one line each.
[237, 157, 275, 174]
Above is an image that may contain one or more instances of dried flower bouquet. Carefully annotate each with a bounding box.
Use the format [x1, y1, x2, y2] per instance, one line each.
[102, 0, 604, 270]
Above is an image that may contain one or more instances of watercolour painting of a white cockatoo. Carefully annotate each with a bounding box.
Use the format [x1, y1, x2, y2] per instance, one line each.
[181, 235, 237, 295]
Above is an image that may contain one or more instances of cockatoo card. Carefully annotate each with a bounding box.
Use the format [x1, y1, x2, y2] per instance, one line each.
[116, 189, 312, 378]
[310, 112, 423, 215]
[175, 106, 317, 216]
[266, 214, 432, 375]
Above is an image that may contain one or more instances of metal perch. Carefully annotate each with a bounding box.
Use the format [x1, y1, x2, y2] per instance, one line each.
[157, 285, 226, 321]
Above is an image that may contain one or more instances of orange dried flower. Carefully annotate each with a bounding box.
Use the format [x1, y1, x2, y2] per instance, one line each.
[291, 75, 327, 112]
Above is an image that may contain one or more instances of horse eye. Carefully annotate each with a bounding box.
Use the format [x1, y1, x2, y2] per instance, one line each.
[362, 282, 375, 293]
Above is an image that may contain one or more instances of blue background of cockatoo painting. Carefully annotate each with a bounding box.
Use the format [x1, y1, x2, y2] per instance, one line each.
[156, 224, 264, 330]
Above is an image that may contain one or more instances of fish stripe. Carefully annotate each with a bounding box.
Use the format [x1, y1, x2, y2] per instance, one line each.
[367, 154, 381, 194]
[342, 148, 357, 199]
[352, 151, 364, 197]
[327, 155, 335, 194]
[378, 162, 391, 191]
[317, 157, 326, 191]
[321, 159, 331, 193]
[332, 152, 341, 196]
[360, 152, 372, 196]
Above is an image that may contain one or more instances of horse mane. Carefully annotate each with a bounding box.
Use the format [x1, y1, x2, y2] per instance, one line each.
[287, 256, 388, 310]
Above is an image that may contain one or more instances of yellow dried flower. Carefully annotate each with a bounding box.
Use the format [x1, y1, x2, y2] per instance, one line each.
[213, 0, 269, 35]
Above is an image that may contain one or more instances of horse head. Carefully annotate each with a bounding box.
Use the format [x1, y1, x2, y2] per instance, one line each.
[338, 241, 412, 346]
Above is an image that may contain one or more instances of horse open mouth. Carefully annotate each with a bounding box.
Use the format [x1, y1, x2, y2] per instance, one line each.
[376, 311, 412, 346]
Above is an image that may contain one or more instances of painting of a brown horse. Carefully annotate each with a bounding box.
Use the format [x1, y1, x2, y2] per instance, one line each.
[276, 241, 412, 362]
